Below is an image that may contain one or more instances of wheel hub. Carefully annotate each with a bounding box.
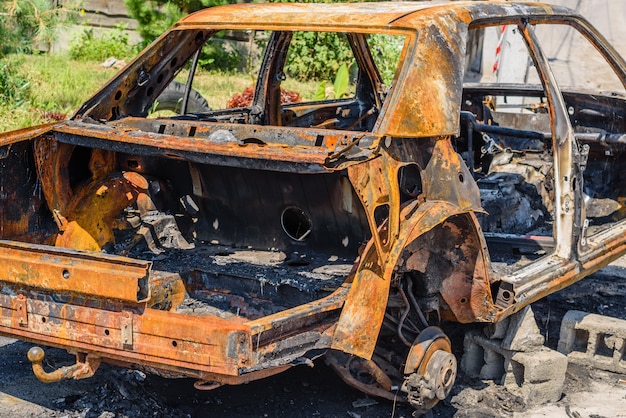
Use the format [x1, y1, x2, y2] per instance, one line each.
[401, 327, 457, 414]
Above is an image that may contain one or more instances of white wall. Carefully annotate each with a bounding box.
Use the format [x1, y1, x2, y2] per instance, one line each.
[546, 0, 626, 58]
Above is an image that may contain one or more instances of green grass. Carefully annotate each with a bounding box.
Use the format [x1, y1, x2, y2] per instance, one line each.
[173, 69, 256, 110]
[0, 54, 318, 133]
[0, 104, 46, 132]
[0, 54, 117, 132]
[19, 54, 118, 113]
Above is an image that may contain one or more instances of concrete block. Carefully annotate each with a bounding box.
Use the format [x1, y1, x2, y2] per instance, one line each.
[484, 316, 510, 340]
[503, 349, 567, 404]
[461, 331, 485, 377]
[461, 307, 565, 406]
[462, 330, 508, 380]
[501, 306, 545, 351]
[481, 346, 506, 380]
[558, 310, 626, 374]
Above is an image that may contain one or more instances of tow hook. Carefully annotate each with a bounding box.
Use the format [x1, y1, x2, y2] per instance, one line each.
[27, 346, 101, 383]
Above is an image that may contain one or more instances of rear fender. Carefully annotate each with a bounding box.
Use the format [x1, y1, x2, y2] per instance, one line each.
[330, 200, 496, 359]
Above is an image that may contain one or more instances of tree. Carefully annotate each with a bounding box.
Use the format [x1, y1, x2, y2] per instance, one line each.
[0, 0, 77, 57]
[124, 0, 234, 45]
[124, 0, 241, 72]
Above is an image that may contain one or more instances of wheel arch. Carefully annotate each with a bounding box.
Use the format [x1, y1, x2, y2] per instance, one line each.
[330, 200, 498, 359]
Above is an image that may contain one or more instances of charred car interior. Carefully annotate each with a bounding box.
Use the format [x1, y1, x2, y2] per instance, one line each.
[1, 2, 626, 415]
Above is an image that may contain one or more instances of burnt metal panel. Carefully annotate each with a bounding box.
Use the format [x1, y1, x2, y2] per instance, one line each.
[52, 121, 351, 173]
[381, 15, 468, 138]
[0, 141, 54, 241]
[0, 240, 150, 303]
[0, 291, 249, 377]
[192, 165, 370, 255]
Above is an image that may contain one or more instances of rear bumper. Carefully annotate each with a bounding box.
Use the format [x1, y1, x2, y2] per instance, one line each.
[0, 240, 347, 381]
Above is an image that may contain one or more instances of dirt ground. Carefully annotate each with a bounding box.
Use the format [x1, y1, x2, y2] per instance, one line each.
[2, 258, 626, 418]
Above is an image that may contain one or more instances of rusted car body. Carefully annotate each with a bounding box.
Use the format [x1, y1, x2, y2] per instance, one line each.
[1, 1, 626, 413]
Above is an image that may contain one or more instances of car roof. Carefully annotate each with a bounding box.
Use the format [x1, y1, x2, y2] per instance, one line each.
[175, 1, 584, 140]
[178, 1, 578, 31]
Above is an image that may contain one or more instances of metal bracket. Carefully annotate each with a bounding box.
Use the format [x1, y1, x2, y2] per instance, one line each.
[121, 311, 134, 350]
[495, 282, 515, 309]
[579, 143, 590, 172]
[15, 294, 28, 328]
[581, 218, 590, 247]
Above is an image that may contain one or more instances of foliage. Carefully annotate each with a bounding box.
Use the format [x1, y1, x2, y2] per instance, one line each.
[314, 63, 350, 100]
[124, 0, 233, 42]
[0, 0, 77, 57]
[69, 26, 139, 62]
[285, 31, 353, 82]
[19, 54, 116, 112]
[123, 0, 183, 44]
[0, 59, 29, 105]
[0, 54, 124, 131]
[264, 0, 356, 82]
[0, 54, 316, 132]
[333, 63, 350, 99]
[0, 104, 46, 132]
[0, 51, 320, 133]
[367, 34, 405, 86]
[124, 0, 240, 72]
[285, 29, 405, 85]
[0, 54, 119, 132]
[197, 38, 242, 73]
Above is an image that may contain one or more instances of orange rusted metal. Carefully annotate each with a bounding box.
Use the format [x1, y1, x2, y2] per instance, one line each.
[0, 240, 150, 302]
[347, 150, 404, 263]
[14, 294, 28, 328]
[331, 199, 496, 358]
[53, 120, 339, 168]
[2, 292, 249, 377]
[54, 173, 154, 251]
[404, 327, 451, 376]
[179, 2, 439, 30]
[33, 139, 77, 216]
[402, 326, 457, 414]
[28, 346, 101, 383]
[332, 136, 494, 358]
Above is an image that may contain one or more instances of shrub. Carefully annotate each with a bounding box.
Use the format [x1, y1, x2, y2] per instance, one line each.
[368, 33, 405, 86]
[37, 109, 67, 122]
[227, 86, 301, 108]
[264, 0, 356, 82]
[198, 37, 243, 73]
[69, 26, 139, 62]
[124, 0, 184, 44]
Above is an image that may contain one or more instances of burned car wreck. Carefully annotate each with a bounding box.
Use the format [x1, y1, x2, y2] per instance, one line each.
[2, 1, 626, 414]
